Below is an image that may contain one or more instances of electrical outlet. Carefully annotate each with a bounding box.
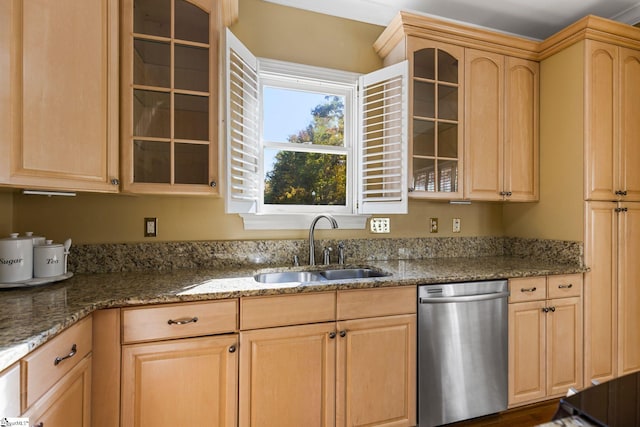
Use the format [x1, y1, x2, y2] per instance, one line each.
[453, 218, 461, 233]
[430, 217, 438, 233]
[370, 218, 390, 233]
[144, 217, 157, 237]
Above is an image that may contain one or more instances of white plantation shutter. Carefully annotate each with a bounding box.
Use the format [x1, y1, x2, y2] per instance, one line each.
[225, 29, 260, 213]
[358, 61, 408, 214]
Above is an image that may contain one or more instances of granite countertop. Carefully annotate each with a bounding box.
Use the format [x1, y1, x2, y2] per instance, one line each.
[0, 256, 586, 372]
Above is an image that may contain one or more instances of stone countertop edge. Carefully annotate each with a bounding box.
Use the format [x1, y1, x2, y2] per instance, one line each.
[0, 256, 587, 373]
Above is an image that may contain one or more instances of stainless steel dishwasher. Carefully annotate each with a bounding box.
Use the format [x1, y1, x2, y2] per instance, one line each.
[418, 280, 509, 426]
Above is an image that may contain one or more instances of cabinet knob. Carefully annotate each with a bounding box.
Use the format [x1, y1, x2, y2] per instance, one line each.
[542, 307, 549, 313]
[339, 330, 347, 338]
[549, 306, 556, 312]
[209, 181, 217, 188]
[329, 332, 336, 339]
[229, 345, 236, 353]
[111, 178, 120, 185]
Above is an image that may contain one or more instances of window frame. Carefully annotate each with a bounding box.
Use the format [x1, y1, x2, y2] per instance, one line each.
[258, 61, 358, 215]
[224, 29, 409, 229]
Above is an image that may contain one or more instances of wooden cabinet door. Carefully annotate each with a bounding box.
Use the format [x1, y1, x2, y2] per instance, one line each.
[617, 202, 640, 376]
[504, 57, 539, 202]
[239, 323, 336, 427]
[619, 48, 640, 202]
[336, 315, 416, 427]
[0, 0, 118, 192]
[121, 334, 238, 427]
[546, 297, 583, 396]
[406, 37, 464, 200]
[120, 0, 219, 195]
[585, 40, 618, 201]
[508, 300, 546, 406]
[23, 355, 92, 427]
[464, 49, 504, 201]
[584, 201, 618, 384]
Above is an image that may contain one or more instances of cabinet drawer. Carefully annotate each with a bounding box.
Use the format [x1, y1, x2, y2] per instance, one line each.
[122, 300, 238, 344]
[22, 315, 92, 410]
[509, 277, 546, 303]
[241, 292, 335, 330]
[337, 286, 416, 320]
[547, 274, 583, 299]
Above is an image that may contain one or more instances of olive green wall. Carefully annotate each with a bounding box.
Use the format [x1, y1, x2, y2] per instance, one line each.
[0, 190, 13, 236]
[9, 0, 506, 244]
[502, 42, 585, 241]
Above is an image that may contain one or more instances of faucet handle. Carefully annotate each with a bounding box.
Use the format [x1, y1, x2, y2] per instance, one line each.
[337, 241, 345, 264]
[322, 247, 333, 265]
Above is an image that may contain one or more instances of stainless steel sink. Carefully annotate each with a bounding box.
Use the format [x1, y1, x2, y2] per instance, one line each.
[253, 268, 390, 284]
[319, 268, 390, 280]
[253, 271, 326, 283]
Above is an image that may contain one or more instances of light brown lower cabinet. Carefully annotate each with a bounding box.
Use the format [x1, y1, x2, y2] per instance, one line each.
[121, 334, 238, 427]
[239, 287, 417, 427]
[508, 274, 583, 407]
[22, 355, 92, 427]
[119, 300, 239, 427]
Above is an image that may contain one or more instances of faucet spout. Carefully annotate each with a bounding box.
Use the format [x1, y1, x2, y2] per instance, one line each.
[309, 214, 338, 266]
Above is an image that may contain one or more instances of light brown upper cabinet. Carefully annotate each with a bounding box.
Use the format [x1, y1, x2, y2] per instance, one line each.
[465, 52, 539, 201]
[0, 0, 119, 192]
[120, 0, 220, 195]
[585, 41, 640, 202]
[374, 12, 539, 202]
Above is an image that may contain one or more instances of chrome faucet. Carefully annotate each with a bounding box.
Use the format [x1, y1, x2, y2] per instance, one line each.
[309, 214, 338, 265]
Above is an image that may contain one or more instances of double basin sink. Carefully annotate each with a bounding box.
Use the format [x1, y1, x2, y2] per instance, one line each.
[254, 267, 390, 284]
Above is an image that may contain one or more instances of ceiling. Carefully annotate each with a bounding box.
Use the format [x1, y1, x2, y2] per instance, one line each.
[265, 0, 640, 40]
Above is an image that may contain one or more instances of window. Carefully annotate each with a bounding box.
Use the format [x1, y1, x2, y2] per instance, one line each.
[224, 30, 408, 229]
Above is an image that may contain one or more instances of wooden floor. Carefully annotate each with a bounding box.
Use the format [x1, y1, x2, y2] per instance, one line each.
[446, 399, 561, 426]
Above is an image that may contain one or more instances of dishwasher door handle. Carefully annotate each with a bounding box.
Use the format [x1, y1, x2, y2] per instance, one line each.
[419, 291, 510, 304]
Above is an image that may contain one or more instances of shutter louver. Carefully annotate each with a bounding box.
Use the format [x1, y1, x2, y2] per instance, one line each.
[358, 61, 408, 214]
[225, 29, 260, 213]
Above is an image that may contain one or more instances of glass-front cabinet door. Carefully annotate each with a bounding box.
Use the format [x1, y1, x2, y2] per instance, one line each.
[121, 0, 219, 194]
[407, 38, 464, 199]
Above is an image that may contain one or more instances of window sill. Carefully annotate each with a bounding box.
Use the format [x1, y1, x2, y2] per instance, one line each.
[239, 213, 370, 230]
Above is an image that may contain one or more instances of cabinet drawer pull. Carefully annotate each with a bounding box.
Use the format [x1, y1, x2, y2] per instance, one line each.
[167, 316, 199, 326]
[520, 287, 537, 293]
[54, 343, 77, 366]
[558, 283, 573, 289]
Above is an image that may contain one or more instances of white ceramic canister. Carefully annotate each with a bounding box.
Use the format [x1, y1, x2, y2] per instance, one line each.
[33, 240, 65, 278]
[25, 231, 46, 246]
[0, 233, 34, 283]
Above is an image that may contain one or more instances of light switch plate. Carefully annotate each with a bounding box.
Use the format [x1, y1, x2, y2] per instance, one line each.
[144, 217, 157, 237]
